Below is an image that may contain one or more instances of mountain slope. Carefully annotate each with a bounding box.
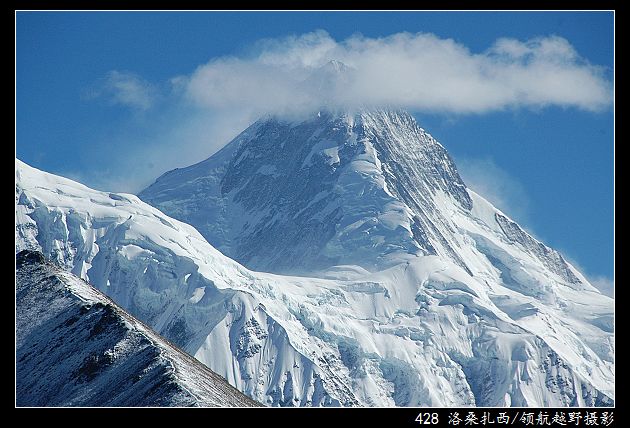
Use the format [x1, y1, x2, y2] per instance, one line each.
[16, 250, 259, 407]
[139, 109, 580, 283]
[138, 108, 614, 404]
[138, 110, 614, 390]
[15, 159, 366, 406]
[16, 157, 613, 406]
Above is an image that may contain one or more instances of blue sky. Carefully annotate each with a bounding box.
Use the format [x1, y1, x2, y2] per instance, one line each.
[15, 11, 614, 293]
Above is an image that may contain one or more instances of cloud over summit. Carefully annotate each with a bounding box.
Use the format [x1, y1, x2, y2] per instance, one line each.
[181, 30, 611, 115]
[82, 30, 612, 193]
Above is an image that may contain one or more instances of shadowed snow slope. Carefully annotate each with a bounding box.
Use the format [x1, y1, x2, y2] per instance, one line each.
[17, 144, 613, 406]
[16, 250, 259, 407]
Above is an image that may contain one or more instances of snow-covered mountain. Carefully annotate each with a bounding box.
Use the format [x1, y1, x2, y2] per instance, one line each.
[16, 249, 258, 407]
[138, 109, 613, 404]
[16, 106, 614, 407]
[138, 109, 574, 282]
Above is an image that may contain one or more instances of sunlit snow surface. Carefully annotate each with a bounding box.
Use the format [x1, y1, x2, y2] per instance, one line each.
[16, 119, 613, 408]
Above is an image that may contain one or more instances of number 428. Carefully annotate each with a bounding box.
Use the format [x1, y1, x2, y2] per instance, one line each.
[415, 413, 439, 424]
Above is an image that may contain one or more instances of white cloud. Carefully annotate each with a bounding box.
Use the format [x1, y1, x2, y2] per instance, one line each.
[77, 30, 612, 193]
[182, 31, 611, 116]
[90, 70, 156, 110]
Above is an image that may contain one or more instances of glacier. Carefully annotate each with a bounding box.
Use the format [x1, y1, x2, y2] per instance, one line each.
[16, 108, 613, 406]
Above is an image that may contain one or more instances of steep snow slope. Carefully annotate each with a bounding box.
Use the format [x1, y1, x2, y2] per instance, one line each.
[139, 109, 577, 282]
[16, 159, 613, 406]
[16, 250, 258, 407]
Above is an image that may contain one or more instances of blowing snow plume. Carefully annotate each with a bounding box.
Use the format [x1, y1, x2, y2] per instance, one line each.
[181, 30, 611, 116]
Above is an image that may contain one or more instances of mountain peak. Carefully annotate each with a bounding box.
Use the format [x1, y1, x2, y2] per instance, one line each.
[139, 108, 474, 274]
[320, 59, 351, 73]
[301, 60, 355, 107]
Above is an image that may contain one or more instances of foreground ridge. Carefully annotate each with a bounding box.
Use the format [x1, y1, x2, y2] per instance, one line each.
[16, 250, 259, 407]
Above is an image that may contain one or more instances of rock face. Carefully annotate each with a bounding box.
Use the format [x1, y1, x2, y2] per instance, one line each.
[15, 250, 259, 407]
[139, 110, 474, 275]
[16, 105, 614, 409]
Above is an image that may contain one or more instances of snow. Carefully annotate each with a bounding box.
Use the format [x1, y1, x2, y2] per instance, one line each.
[302, 139, 340, 167]
[16, 106, 614, 408]
[16, 250, 258, 407]
[189, 287, 206, 304]
[120, 244, 149, 260]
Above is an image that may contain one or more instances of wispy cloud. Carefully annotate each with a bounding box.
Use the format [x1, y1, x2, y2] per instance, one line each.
[182, 30, 611, 116]
[456, 156, 531, 225]
[87, 70, 156, 110]
[589, 275, 614, 297]
[560, 253, 614, 298]
[60, 109, 251, 193]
